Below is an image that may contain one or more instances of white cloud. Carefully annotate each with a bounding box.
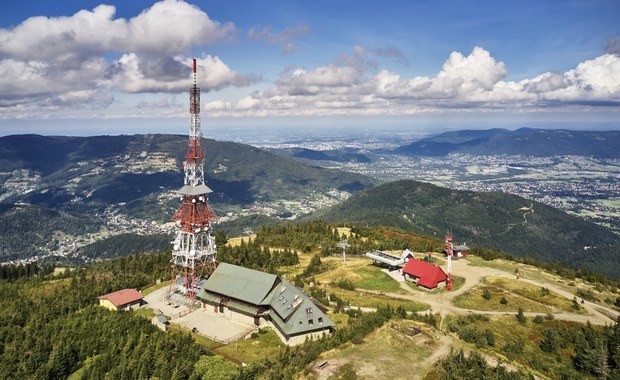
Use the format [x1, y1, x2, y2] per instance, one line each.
[0, 0, 235, 62]
[0, 57, 112, 107]
[108, 54, 253, 93]
[427, 47, 507, 97]
[217, 47, 620, 117]
[125, 0, 235, 55]
[0, 1, 254, 118]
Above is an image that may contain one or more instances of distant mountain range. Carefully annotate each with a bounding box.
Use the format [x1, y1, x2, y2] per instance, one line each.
[0, 134, 375, 260]
[271, 147, 372, 163]
[311, 180, 620, 278]
[2, 132, 618, 278]
[394, 128, 620, 157]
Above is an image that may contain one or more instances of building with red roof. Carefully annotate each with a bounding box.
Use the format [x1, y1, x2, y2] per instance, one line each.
[402, 259, 447, 289]
[98, 288, 144, 311]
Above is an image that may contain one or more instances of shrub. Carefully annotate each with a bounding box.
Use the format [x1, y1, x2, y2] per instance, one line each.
[482, 288, 492, 300]
[334, 278, 356, 291]
[533, 315, 544, 324]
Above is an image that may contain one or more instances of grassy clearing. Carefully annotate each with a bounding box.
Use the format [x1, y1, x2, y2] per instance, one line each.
[336, 227, 352, 238]
[302, 320, 438, 380]
[141, 280, 171, 296]
[351, 266, 402, 293]
[226, 234, 257, 247]
[214, 328, 283, 364]
[466, 255, 521, 274]
[53, 267, 73, 276]
[452, 284, 553, 313]
[312, 256, 405, 294]
[329, 288, 429, 312]
[134, 307, 156, 320]
[486, 277, 587, 314]
[446, 315, 584, 379]
[314, 256, 406, 292]
[328, 312, 350, 328]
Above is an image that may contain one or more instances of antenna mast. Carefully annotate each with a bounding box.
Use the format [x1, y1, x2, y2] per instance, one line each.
[168, 59, 218, 306]
[445, 231, 453, 291]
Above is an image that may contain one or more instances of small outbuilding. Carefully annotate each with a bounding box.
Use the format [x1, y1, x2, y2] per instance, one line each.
[402, 259, 447, 289]
[401, 249, 415, 262]
[444, 243, 469, 259]
[98, 288, 144, 311]
[152, 314, 170, 331]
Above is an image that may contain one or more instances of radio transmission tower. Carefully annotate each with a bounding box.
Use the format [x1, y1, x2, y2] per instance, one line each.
[168, 59, 217, 305]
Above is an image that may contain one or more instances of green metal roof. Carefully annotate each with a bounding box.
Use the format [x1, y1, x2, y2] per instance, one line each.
[195, 289, 220, 303]
[226, 299, 260, 316]
[268, 278, 334, 337]
[269, 294, 334, 337]
[196, 263, 334, 337]
[203, 262, 278, 305]
[267, 277, 305, 321]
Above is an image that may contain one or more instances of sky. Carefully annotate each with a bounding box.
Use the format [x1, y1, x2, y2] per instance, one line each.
[0, 0, 619, 136]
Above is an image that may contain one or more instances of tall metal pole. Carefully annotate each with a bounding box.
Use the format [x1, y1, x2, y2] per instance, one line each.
[445, 231, 453, 291]
[338, 239, 350, 263]
[168, 59, 218, 306]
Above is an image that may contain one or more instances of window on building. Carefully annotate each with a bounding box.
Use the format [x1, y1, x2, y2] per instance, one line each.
[308, 319, 314, 326]
[318, 317, 323, 325]
[306, 307, 313, 314]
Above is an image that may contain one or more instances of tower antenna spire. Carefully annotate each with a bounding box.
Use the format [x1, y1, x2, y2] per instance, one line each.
[168, 58, 217, 306]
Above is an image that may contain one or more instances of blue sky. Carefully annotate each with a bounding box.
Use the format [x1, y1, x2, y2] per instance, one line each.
[0, 0, 619, 136]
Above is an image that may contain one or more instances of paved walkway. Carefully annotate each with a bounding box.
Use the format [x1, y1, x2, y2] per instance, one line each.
[143, 286, 256, 343]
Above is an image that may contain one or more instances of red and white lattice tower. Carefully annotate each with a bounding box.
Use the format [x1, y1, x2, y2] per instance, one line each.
[445, 231, 453, 291]
[168, 59, 217, 305]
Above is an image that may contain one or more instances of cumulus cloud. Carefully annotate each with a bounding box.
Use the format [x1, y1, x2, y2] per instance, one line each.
[216, 46, 620, 117]
[0, 1, 255, 117]
[0, 0, 235, 62]
[0, 57, 113, 108]
[108, 54, 256, 93]
[277, 65, 363, 96]
[606, 36, 620, 56]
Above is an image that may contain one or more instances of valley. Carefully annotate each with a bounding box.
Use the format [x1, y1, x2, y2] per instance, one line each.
[330, 153, 620, 233]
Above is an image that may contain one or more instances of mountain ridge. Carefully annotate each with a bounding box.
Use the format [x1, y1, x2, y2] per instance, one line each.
[311, 179, 620, 278]
[0, 134, 375, 260]
[394, 128, 620, 157]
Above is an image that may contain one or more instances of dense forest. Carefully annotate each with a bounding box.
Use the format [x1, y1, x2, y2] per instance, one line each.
[2, 221, 620, 379]
[313, 180, 620, 278]
[0, 204, 101, 260]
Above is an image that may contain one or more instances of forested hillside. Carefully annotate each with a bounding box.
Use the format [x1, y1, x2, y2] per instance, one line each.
[0, 204, 101, 260]
[2, 223, 619, 379]
[0, 134, 374, 260]
[312, 180, 620, 278]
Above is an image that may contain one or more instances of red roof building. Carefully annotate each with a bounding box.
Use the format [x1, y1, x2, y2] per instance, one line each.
[402, 259, 447, 289]
[98, 289, 144, 311]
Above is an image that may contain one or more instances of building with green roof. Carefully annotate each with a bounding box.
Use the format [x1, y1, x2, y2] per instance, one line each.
[196, 262, 334, 345]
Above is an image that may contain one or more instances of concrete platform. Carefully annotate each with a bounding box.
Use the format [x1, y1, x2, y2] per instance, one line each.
[175, 308, 256, 343]
[143, 286, 256, 343]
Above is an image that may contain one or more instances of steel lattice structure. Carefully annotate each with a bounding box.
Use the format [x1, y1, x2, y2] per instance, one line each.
[445, 231, 453, 291]
[168, 59, 218, 305]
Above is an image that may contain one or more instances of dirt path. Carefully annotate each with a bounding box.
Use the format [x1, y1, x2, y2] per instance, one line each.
[358, 258, 618, 326]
